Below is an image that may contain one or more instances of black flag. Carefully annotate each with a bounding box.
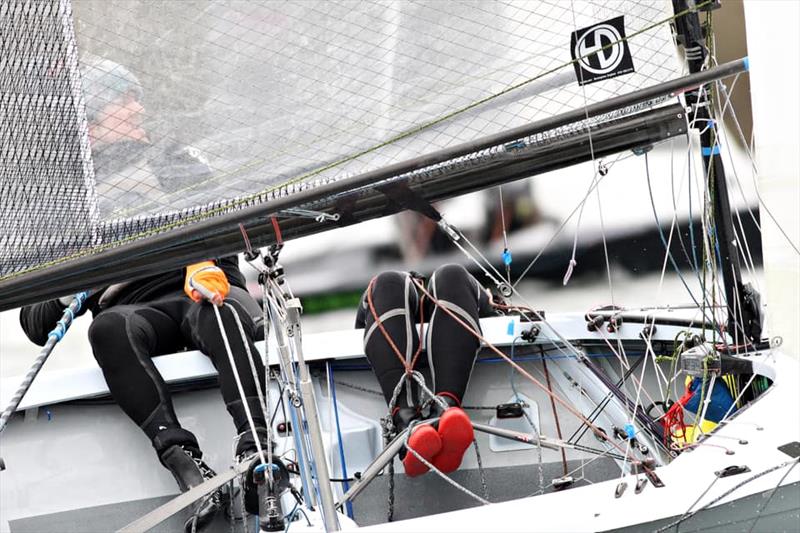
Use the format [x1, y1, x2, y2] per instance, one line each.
[571, 16, 635, 86]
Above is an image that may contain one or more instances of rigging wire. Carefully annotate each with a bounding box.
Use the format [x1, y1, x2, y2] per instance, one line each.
[745, 459, 800, 533]
[327, 363, 354, 519]
[713, 70, 800, 256]
[409, 277, 653, 472]
[702, 39, 752, 348]
[510, 338, 547, 489]
[432, 209, 675, 469]
[710, 74, 763, 295]
[669, 137, 701, 275]
[644, 152, 716, 325]
[511, 149, 638, 288]
[540, 347, 568, 476]
[497, 186, 512, 285]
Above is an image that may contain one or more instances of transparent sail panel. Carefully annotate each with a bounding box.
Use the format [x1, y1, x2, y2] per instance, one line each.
[1, 0, 681, 279]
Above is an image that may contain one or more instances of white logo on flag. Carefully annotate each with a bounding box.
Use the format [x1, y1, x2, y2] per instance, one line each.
[575, 24, 624, 75]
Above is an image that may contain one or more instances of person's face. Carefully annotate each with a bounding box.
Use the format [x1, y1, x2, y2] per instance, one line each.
[89, 92, 148, 147]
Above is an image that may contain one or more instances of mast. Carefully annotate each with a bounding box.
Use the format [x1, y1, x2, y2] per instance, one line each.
[672, 0, 762, 344]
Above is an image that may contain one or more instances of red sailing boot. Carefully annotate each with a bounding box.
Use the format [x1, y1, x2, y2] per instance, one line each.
[394, 407, 442, 477]
[430, 393, 473, 474]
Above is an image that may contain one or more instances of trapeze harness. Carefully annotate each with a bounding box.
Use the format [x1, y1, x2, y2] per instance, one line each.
[355, 265, 493, 414]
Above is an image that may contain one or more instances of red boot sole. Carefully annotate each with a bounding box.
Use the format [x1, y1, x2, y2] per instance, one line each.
[402, 424, 442, 477]
[432, 408, 473, 473]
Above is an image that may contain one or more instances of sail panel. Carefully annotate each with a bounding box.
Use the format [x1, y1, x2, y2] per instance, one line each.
[1, 0, 682, 281]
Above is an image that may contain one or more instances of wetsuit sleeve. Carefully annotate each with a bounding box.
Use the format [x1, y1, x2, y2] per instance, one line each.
[215, 255, 247, 291]
[19, 300, 68, 346]
[19, 292, 97, 346]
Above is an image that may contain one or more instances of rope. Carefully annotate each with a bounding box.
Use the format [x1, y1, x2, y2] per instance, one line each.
[365, 275, 426, 375]
[403, 420, 490, 506]
[383, 419, 396, 522]
[542, 356, 568, 476]
[270, 217, 283, 246]
[211, 303, 268, 468]
[654, 458, 800, 533]
[0, 291, 89, 435]
[408, 277, 645, 469]
[327, 364, 354, 519]
[472, 438, 490, 501]
[227, 302, 273, 482]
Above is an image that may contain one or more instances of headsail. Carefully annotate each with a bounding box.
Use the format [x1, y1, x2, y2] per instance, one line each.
[3, 0, 693, 308]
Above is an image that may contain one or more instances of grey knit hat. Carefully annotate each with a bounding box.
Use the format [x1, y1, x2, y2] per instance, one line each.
[81, 57, 143, 122]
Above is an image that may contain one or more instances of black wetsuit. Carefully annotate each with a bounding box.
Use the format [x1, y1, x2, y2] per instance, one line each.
[355, 264, 494, 410]
[20, 256, 267, 454]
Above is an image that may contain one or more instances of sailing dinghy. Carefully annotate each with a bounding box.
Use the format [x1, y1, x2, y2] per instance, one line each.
[1, 0, 798, 532]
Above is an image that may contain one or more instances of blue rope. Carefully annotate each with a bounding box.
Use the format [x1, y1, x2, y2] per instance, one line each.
[46, 291, 90, 341]
[327, 363, 354, 519]
[47, 322, 66, 342]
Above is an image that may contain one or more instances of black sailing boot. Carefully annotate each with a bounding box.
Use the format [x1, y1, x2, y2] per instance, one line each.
[158, 444, 225, 532]
[392, 406, 420, 435]
[235, 427, 289, 516]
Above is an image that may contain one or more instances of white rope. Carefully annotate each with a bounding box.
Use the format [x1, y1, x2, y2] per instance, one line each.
[226, 302, 273, 483]
[211, 303, 268, 468]
[402, 420, 490, 506]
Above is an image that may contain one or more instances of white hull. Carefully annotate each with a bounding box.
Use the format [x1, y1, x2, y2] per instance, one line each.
[2, 315, 798, 532]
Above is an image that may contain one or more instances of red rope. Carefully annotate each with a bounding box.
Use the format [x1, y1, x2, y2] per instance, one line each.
[662, 386, 694, 445]
[408, 277, 645, 466]
[238, 223, 253, 256]
[270, 216, 283, 245]
[542, 356, 568, 476]
[365, 276, 426, 375]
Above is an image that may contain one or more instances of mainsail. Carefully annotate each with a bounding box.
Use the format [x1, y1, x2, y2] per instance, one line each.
[3, 0, 695, 308]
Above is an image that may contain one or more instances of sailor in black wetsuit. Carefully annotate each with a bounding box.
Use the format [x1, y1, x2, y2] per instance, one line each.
[355, 264, 495, 477]
[20, 59, 268, 532]
[21, 259, 269, 530]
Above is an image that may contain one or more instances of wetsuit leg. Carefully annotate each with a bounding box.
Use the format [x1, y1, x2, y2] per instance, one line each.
[426, 264, 489, 405]
[88, 305, 187, 444]
[182, 287, 267, 436]
[356, 271, 422, 409]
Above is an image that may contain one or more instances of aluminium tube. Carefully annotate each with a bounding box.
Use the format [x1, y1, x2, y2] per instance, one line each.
[285, 299, 339, 531]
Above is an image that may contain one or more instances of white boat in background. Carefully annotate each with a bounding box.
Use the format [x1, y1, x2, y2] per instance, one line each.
[0, 1, 798, 532]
